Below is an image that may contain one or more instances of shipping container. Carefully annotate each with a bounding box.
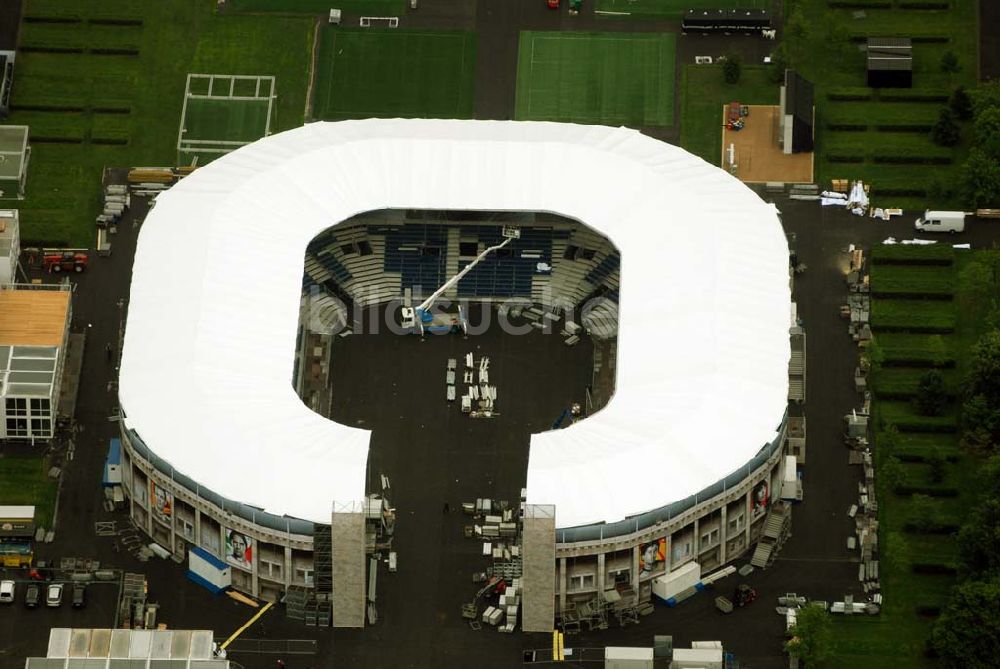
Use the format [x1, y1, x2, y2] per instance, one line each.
[604, 646, 654, 669]
[651, 561, 701, 604]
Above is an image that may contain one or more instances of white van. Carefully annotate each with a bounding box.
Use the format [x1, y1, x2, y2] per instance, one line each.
[914, 210, 965, 233]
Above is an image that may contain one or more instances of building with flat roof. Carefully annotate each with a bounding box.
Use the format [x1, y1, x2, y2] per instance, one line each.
[0, 286, 72, 441]
[0, 125, 29, 198]
[867, 38, 913, 88]
[0, 209, 19, 285]
[25, 628, 231, 668]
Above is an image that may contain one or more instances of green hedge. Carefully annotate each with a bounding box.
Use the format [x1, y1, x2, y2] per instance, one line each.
[880, 401, 958, 431]
[872, 367, 957, 398]
[869, 265, 955, 296]
[871, 244, 955, 265]
[877, 333, 956, 366]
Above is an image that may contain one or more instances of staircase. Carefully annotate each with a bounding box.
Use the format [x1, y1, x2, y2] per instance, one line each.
[750, 502, 792, 569]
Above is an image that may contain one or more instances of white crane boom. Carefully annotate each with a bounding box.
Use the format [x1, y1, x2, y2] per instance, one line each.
[415, 228, 520, 312]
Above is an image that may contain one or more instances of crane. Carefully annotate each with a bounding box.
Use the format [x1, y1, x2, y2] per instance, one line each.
[401, 225, 520, 335]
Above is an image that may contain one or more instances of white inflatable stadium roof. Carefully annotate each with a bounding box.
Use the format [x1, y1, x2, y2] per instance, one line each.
[119, 119, 789, 528]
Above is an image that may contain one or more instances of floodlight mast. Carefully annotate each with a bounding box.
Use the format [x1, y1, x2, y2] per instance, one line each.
[415, 226, 521, 313]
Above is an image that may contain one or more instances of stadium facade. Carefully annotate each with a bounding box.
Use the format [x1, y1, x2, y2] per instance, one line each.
[117, 119, 801, 628]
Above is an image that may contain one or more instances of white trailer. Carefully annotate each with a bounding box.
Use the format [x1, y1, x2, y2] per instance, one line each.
[671, 647, 724, 669]
[605, 646, 654, 669]
[651, 561, 701, 605]
[187, 547, 231, 594]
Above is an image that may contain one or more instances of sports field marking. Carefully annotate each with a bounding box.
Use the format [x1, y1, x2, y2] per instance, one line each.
[177, 73, 276, 161]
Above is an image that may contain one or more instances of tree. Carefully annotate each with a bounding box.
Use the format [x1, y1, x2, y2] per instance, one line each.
[951, 86, 974, 121]
[931, 577, 1000, 668]
[941, 50, 961, 75]
[972, 81, 1000, 118]
[956, 499, 1000, 578]
[909, 494, 943, 533]
[926, 447, 948, 483]
[916, 370, 947, 416]
[974, 107, 1000, 155]
[768, 45, 789, 84]
[883, 530, 912, 574]
[723, 54, 742, 84]
[967, 330, 1000, 405]
[931, 108, 961, 147]
[784, 605, 832, 667]
[880, 455, 905, 494]
[960, 149, 1000, 209]
[783, 5, 810, 65]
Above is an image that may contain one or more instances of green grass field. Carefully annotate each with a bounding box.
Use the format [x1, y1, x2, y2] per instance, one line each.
[871, 299, 957, 332]
[680, 64, 779, 166]
[183, 97, 270, 143]
[791, 0, 977, 208]
[313, 29, 476, 120]
[0, 458, 58, 528]
[0, 0, 313, 246]
[515, 32, 675, 127]
[595, 0, 767, 19]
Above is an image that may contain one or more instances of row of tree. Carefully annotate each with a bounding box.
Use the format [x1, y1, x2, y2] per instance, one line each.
[929, 330, 1000, 667]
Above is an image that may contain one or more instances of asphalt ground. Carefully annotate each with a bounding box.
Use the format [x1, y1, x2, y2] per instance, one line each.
[981, 0, 999, 80]
[0, 0, 21, 52]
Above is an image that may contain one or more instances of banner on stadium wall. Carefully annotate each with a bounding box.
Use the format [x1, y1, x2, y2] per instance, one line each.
[639, 537, 667, 574]
[225, 527, 253, 570]
[149, 479, 173, 525]
[751, 480, 770, 520]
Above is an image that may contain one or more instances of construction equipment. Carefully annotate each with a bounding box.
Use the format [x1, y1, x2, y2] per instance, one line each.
[726, 101, 748, 131]
[400, 225, 520, 335]
[733, 583, 758, 608]
[42, 250, 89, 273]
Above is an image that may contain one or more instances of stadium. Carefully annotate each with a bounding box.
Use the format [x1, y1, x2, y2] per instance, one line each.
[117, 119, 800, 630]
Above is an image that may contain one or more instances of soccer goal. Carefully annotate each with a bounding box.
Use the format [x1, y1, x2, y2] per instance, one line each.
[359, 16, 399, 27]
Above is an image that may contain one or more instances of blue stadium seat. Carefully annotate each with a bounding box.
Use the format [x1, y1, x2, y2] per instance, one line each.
[456, 225, 553, 298]
[383, 224, 448, 293]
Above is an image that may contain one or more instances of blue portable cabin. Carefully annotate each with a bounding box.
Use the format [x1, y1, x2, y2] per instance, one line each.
[103, 438, 122, 487]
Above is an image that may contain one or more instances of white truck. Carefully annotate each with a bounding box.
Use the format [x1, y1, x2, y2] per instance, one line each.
[914, 210, 965, 233]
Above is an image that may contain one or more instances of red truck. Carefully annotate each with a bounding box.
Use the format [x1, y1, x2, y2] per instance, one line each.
[43, 251, 89, 273]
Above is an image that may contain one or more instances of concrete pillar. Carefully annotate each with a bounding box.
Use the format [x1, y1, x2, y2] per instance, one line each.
[596, 553, 606, 594]
[194, 507, 202, 547]
[521, 504, 556, 632]
[558, 557, 567, 614]
[331, 502, 366, 628]
[745, 490, 752, 548]
[284, 545, 293, 591]
[720, 506, 728, 564]
[144, 479, 153, 537]
[630, 546, 640, 594]
[693, 518, 700, 557]
[251, 532, 259, 597]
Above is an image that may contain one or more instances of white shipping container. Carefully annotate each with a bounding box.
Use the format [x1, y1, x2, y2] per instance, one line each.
[651, 561, 701, 602]
[187, 547, 231, 593]
[671, 647, 723, 669]
[604, 646, 654, 669]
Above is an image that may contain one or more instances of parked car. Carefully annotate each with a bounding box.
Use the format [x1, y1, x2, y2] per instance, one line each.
[71, 583, 86, 608]
[46, 583, 63, 608]
[0, 580, 14, 603]
[24, 584, 40, 608]
[914, 210, 966, 233]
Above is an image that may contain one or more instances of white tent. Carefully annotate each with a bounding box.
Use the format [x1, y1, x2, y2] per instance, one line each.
[119, 119, 790, 527]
